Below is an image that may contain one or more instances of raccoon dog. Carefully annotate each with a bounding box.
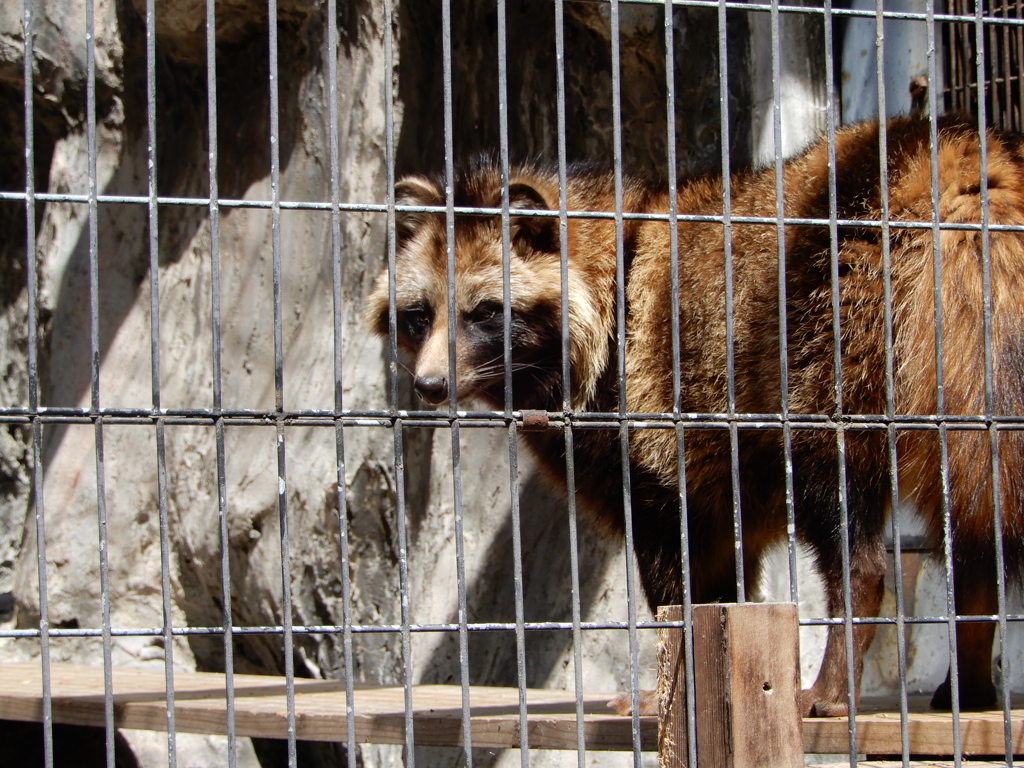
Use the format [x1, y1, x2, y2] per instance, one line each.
[367, 114, 1024, 717]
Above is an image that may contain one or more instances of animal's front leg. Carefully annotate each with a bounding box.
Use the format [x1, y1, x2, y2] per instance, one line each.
[801, 539, 886, 717]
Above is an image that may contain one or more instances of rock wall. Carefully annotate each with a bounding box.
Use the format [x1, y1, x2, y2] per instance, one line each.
[0, 1, 749, 766]
[9, 1, 1024, 767]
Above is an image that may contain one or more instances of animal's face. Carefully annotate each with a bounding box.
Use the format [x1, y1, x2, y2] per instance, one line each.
[366, 172, 566, 409]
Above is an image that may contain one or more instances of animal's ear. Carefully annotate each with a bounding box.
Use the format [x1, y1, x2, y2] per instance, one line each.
[509, 182, 559, 257]
[394, 176, 441, 245]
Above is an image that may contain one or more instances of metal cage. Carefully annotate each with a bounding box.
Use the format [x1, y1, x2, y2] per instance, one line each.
[1, 0, 1023, 767]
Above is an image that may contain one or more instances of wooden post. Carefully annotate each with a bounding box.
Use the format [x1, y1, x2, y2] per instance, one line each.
[657, 603, 803, 768]
[657, 605, 690, 767]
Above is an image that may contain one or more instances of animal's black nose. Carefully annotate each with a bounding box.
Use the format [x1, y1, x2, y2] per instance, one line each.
[415, 374, 449, 404]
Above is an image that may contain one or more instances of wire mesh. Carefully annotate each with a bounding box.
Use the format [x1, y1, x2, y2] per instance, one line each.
[5, 0, 1024, 767]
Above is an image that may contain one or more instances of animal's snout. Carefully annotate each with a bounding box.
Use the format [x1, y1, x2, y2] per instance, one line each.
[414, 374, 449, 404]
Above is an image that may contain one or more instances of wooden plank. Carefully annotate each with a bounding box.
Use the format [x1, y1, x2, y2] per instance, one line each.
[808, 763, 1012, 767]
[2, 661, 1023, 757]
[0, 662, 656, 751]
[657, 605, 688, 768]
[691, 603, 804, 768]
[803, 695, 1024, 757]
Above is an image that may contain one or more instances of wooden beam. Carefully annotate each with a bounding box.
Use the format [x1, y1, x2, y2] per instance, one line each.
[803, 695, 1024, 756]
[658, 603, 803, 768]
[0, 662, 654, 750]
[657, 605, 689, 765]
[1, 659, 1022, 757]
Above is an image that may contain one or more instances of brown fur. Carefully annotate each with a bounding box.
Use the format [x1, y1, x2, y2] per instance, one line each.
[367, 115, 1024, 716]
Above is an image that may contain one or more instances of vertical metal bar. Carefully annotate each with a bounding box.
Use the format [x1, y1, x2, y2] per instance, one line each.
[879, 114, 913, 768]
[768, 0, 798, 603]
[663, 8, 697, 765]
[441, 0, 458, 419]
[434, 43, 467, 768]
[990, 424, 1012, 765]
[962, 0, 973, 113]
[450, 417, 473, 766]
[377, 0, 400, 760]
[381, 0, 414, 749]
[268, 13, 284, 417]
[977, 0, 996, 582]
[1000, 0, 1011, 130]
[873, 2, 912, 762]
[392, 418, 415, 767]
[988, 4, 999, 129]
[561, 422, 587, 767]
[506, 421, 530, 765]
[554, 0, 570, 425]
[884, 423, 909, 768]
[155, 419, 177, 767]
[938, 422, 962, 767]
[325, 1, 357, 766]
[935, 5, 999, 765]
[931, 20, 961, 739]
[86, 0, 99, 419]
[31, 425, 52, 768]
[816, 0, 859, 760]
[22, 0, 36, 527]
[835, 428, 855, 768]
[928, 4, 961, 765]
[22, 2, 52, 764]
[498, 6, 513, 421]
[974, 8, 1010, 763]
[928, 0, 946, 440]
[438, 1, 460, 766]
[214, 414, 235, 768]
[275, 420, 296, 767]
[1017, 0, 1024, 130]
[553, 4, 587, 764]
[85, 0, 126, 762]
[143, 2, 177, 763]
[334, 424, 356, 768]
[384, 44, 400, 416]
[266, 4, 297, 765]
[715, 0, 743, 602]
[94, 412, 114, 768]
[664, 4, 680, 419]
[675, 426, 698, 768]
[495, 3, 528, 764]
[1005, 19, 1020, 758]
[608, 4, 642, 765]
[146, 0, 160, 414]
[1011, 0, 1016, 126]
[205, 0, 237, 763]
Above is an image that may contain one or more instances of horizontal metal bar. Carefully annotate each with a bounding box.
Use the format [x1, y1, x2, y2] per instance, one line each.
[572, 0, 1024, 26]
[5, 408, 1024, 431]
[2, 190, 1022, 233]
[2, 612, 1021, 641]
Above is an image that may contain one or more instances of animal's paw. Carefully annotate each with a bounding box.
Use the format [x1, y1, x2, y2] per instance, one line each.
[800, 688, 849, 718]
[930, 678, 997, 711]
[607, 689, 659, 716]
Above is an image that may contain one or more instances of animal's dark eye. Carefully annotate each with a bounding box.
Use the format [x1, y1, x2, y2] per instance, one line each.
[400, 304, 433, 343]
[466, 301, 504, 329]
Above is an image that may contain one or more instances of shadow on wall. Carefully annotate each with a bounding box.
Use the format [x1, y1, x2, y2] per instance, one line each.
[394, 0, 752, 181]
[413, 471, 625, 768]
[419, 471, 619, 685]
[0, 720, 140, 768]
[39, 7, 310, 463]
